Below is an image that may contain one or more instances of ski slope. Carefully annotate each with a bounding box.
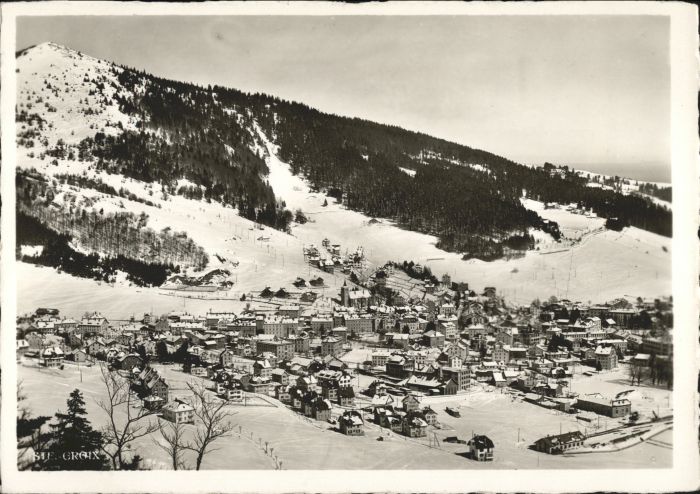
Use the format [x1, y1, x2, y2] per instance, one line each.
[259, 128, 671, 305]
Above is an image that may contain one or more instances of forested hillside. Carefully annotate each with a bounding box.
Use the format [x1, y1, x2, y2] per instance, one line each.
[218, 87, 671, 248]
[16, 43, 671, 269]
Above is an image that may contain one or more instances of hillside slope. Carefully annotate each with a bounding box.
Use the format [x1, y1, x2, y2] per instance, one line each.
[14, 42, 671, 316]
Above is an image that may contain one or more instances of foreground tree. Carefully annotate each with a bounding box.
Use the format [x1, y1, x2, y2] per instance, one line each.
[97, 364, 158, 469]
[185, 381, 237, 470]
[154, 420, 189, 470]
[39, 389, 110, 470]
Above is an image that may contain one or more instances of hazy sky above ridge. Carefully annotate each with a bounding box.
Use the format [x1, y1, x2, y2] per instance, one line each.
[17, 15, 671, 182]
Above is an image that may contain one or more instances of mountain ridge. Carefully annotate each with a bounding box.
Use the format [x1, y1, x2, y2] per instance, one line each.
[15, 41, 671, 280]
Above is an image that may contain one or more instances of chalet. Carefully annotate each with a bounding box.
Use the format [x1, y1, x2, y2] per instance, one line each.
[225, 386, 244, 402]
[146, 376, 169, 402]
[491, 372, 506, 387]
[16, 339, 30, 356]
[271, 368, 290, 386]
[632, 353, 651, 367]
[215, 381, 227, 394]
[40, 346, 64, 367]
[296, 375, 319, 393]
[374, 406, 404, 431]
[191, 366, 207, 377]
[117, 353, 142, 372]
[337, 386, 356, 406]
[288, 356, 314, 376]
[534, 431, 585, 454]
[87, 339, 107, 356]
[422, 407, 438, 425]
[143, 395, 165, 411]
[339, 410, 364, 436]
[275, 385, 292, 403]
[320, 379, 339, 402]
[115, 333, 134, 347]
[402, 394, 421, 412]
[34, 320, 57, 335]
[594, 345, 618, 370]
[289, 387, 305, 409]
[468, 435, 495, 461]
[68, 333, 84, 348]
[162, 399, 195, 424]
[240, 375, 273, 396]
[253, 360, 273, 379]
[402, 412, 428, 437]
[303, 394, 332, 422]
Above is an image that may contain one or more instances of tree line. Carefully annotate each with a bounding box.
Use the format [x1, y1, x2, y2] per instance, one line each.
[17, 170, 209, 271]
[17, 210, 178, 286]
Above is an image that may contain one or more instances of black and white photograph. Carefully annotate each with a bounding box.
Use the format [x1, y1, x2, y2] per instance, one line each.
[1, 2, 697, 493]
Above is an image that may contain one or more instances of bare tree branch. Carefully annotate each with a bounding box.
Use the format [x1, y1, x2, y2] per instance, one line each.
[184, 380, 237, 470]
[96, 363, 159, 469]
[154, 419, 189, 470]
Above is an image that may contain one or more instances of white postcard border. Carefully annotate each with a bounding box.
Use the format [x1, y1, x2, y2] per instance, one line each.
[1, 2, 698, 493]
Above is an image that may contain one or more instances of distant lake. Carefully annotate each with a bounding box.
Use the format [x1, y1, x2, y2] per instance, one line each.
[567, 162, 671, 184]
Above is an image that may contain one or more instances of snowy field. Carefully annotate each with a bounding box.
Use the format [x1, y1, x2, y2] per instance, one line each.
[18, 360, 671, 470]
[17, 360, 274, 470]
[16, 152, 671, 318]
[425, 388, 671, 469]
[259, 130, 671, 305]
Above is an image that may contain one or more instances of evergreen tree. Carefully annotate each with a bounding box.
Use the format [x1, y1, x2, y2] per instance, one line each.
[155, 340, 170, 362]
[172, 340, 189, 363]
[39, 389, 109, 470]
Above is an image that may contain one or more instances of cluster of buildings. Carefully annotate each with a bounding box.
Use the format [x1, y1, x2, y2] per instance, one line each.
[303, 239, 365, 275]
[372, 394, 435, 438]
[17, 271, 672, 456]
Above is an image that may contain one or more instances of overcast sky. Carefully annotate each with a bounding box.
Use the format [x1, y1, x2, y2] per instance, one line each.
[17, 15, 671, 182]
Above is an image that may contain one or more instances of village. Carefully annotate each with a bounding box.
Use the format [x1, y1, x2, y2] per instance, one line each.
[16, 252, 674, 469]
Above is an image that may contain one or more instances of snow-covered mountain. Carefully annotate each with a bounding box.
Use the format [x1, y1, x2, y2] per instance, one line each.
[15, 43, 671, 317]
